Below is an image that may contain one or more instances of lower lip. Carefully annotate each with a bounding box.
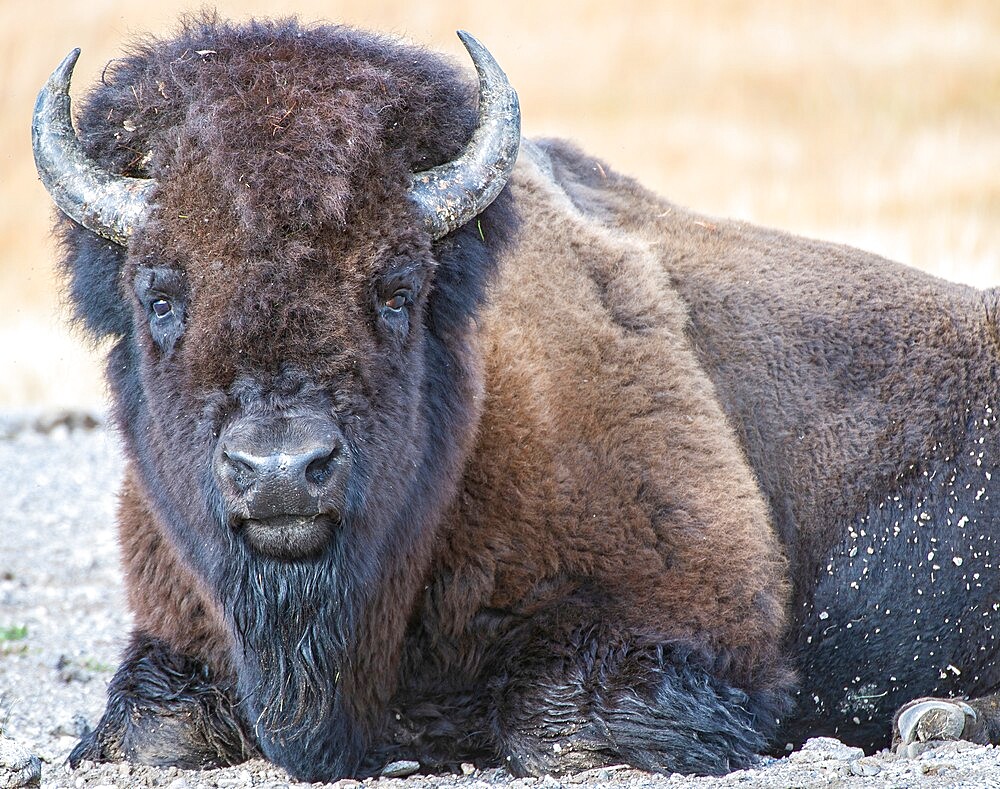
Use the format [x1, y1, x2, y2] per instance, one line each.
[239, 513, 338, 559]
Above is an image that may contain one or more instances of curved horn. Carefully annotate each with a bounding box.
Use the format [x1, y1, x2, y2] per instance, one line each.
[409, 31, 520, 240]
[32, 49, 154, 246]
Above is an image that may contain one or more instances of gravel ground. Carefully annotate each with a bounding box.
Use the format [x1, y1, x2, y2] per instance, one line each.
[2, 410, 1000, 788]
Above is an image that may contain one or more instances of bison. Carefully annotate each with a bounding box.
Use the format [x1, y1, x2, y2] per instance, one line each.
[32, 15, 1000, 783]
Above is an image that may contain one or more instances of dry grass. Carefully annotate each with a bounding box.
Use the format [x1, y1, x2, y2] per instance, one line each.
[2, 0, 999, 408]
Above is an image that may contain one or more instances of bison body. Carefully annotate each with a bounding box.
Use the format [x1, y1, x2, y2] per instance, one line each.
[35, 16, 999, 782]
[553, 142, 1000, 749]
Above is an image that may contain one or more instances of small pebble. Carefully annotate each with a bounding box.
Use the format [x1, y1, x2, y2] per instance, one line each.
[380, 760, 420, 778]
[461, 762, 476, 776]
[47, 720, 78, 738]
[850, 757, 881, 776]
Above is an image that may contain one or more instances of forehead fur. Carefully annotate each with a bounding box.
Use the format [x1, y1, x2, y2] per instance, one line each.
[75, 14, 477, 250]
[58, 15, 516, 350]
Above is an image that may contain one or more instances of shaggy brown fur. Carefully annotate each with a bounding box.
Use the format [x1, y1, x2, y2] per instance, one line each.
[53, 13, 999, 783]
[438, 153, 789, 683]
[527, 138, 1000, 747]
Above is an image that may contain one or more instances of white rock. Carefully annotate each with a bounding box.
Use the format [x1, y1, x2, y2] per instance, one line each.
[788, 737, 865, 763]
[0, 735, 41, 789]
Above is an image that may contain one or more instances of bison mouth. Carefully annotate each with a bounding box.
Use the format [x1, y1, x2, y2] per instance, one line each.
[237, 513, 338, 560]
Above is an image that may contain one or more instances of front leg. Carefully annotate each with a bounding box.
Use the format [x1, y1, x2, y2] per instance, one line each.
[70, 632, 257, 768]
[491, 630, 788, 777]
[892, 695, 1000, 756]
[73, 474, 255, 768]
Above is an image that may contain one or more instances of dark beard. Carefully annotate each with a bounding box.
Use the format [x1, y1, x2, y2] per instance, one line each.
[221, 532, 369, 781]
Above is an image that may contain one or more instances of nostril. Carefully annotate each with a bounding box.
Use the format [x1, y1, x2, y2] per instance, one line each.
[304, 445, 341, 487]
[223, 449, 258, 475]
[218, 447, 262, 492]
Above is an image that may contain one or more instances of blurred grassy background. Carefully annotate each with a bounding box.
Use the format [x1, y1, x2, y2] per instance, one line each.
[1, 1, 998, 409]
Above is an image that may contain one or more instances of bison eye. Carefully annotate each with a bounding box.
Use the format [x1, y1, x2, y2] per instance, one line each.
[384, 291, 409, 312]
[151, 298, 173, 318]
[134, 266, 186, 356]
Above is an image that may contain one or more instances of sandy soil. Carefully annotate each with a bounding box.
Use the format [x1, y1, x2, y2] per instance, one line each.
[1, 411, 999, 788]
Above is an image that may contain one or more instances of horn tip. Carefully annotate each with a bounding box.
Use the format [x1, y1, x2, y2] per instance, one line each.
[60, 48, 82, 71]
[51, 48, 82, 88]
[455, 30, 483, 55]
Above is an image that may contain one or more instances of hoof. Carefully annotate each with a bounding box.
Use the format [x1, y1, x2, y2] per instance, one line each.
[893, 699, 977, 755]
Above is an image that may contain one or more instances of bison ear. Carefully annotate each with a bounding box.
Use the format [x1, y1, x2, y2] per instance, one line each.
[60, 223, 133, 340]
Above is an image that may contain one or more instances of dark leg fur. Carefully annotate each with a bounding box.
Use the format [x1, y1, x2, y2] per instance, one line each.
[69, 632, 257, 769]
[492, 638, 784, 777]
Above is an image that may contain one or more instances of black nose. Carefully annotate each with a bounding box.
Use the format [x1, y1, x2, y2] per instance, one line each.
[222, 443, 340, 490]
[214, 415, 349, 522]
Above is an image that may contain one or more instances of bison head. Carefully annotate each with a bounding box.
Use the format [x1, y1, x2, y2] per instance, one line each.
[33, 17, 518, 778]
[33, 18, 518, 559]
